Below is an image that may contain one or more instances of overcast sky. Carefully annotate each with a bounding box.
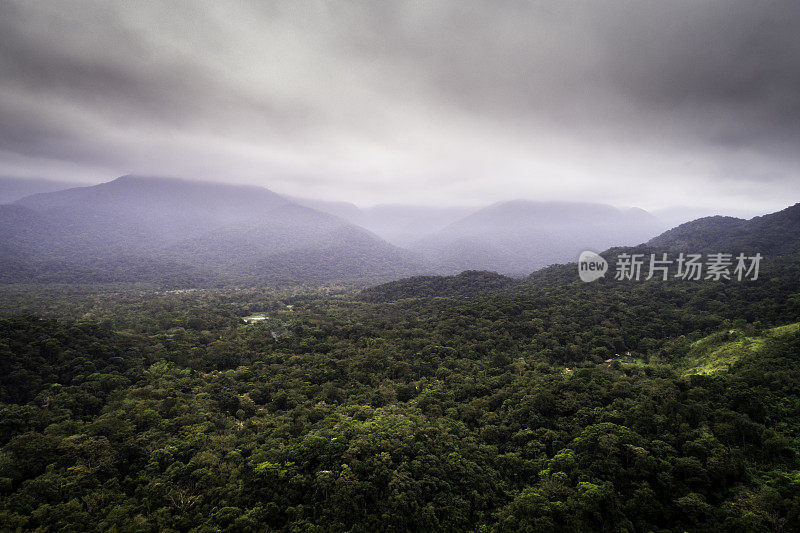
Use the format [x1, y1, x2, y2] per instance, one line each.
[1, 1, 799, 211]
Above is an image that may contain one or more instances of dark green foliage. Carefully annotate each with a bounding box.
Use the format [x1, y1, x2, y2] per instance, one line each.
[649, 202, 800, 256]
[361, 270, 519, 302]
[2, 202, 800, 530]
[0, 274, 799, 530]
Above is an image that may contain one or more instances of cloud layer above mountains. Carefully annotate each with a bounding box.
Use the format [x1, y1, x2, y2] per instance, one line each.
[1, 1, 799, 210]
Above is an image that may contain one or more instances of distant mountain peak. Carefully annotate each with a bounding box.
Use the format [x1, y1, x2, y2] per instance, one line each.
[2, 175, 424, 284]
[411, 200, 666, 275]
[106, 174, 275, 192]
[106, 174, 186, 185]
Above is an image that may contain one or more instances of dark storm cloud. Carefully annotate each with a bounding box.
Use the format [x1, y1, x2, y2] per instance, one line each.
[331, 1, 800, 147]
[0, 3, 316, 150]
[0, 0, 798, 210]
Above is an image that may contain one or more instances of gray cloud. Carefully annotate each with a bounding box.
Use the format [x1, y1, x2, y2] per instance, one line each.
[0, 0, 798, 211]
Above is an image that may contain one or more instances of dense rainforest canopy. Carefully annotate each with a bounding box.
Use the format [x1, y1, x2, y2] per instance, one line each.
[1, 242, 799, 531]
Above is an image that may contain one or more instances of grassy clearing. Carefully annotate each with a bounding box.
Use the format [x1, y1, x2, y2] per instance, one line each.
[680, 322, 800, 375]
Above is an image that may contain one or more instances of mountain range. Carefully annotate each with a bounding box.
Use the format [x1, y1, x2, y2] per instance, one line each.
[0, 176, 419, 284]
[288, 196, 475, 247]
[300, 197, 667, 274]
[409, 201, 665, 275]
[0, 175, 791, 285]
[362, 201, 800, 301]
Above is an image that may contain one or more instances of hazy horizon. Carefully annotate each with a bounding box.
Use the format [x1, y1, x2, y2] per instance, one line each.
[0, 173, 770, 225]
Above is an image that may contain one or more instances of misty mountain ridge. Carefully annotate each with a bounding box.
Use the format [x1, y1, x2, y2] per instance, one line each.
[364, 201, 800, 301]
[409, 200, 667, 275]
[287, 195, 475, 247]
[1, 175, 790, 285]
[289, 195, 674, 275]
[2, 175, 422, 284]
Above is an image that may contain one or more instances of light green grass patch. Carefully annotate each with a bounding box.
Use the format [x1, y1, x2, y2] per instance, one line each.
[680, 322, 799, 376]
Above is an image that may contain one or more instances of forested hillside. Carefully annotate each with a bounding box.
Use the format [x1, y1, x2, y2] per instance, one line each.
[648, 202, 800, 255]
[0, 176, 423, 285]
[1, 203, 799, 530]
[0, 176, 681, 284]
[1, 222, 799, 530]
[360, 270, 519, 302]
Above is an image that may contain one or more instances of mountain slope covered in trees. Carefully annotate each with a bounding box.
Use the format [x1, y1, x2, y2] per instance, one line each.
[1, 176, 695, 284]
[1, 176, 423, 284]
[1, 200, 799, 530]
[648, 202, 800, 256]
